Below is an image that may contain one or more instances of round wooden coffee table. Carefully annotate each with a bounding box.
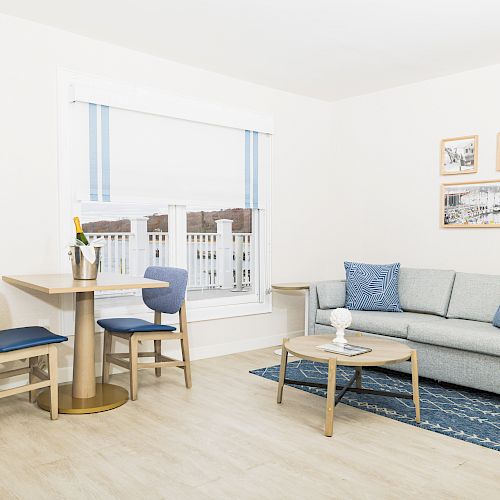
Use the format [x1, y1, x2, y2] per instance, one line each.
[277, 335, 420, 437]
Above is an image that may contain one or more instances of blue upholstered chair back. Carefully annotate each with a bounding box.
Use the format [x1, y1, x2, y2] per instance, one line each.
[142, 266, 188, 314]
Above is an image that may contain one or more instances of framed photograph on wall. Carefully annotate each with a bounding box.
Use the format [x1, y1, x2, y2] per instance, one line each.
[441, 180, 500, 228]
[440, 135, 478, 175]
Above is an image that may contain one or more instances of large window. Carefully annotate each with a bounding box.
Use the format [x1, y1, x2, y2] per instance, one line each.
[186, 208, 256, 300]
[60, 74, 272, 320]
[80, 206, 259, 303]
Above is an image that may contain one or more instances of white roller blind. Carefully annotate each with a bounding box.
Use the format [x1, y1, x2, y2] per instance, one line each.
[69, 99, 270, 210]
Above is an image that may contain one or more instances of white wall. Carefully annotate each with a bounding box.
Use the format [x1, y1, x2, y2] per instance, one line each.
[330, 65, 500, 278]
[0, 14, 334, 376]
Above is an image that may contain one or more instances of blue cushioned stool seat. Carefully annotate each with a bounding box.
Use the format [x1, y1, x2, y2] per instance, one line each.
[0, 327, 68, 353]
[97, 318, 176, 334]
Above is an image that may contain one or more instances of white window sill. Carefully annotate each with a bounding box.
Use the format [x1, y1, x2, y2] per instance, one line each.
[93, 293, 272, 325]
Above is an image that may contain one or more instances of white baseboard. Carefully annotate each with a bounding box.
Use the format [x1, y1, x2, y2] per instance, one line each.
[56, 329, 304, 384]
[0, 330, 303, 388]
[183, 329, 304, 361]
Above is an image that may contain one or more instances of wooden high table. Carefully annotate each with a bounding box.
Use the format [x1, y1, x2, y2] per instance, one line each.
[2, 273, 168, 414]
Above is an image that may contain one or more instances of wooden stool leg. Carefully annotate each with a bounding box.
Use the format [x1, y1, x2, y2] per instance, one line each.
[180, 334, 192, 389]
[277, 338, 289, 404]
[411, 350, 421, 423]
[48, 345, 58, 420]
[154, 340, 162, 378]
[102, 331, 111, 383]
[179, 304, 192, 389]
[129, 335, 139, 401]
[28, 356, 38, 402]
[325, 358, 337, 437]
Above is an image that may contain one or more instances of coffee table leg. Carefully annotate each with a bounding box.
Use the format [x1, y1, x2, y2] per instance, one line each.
[355, 367, 362, 389]
[325, 358, 337, 437]
[411, 350, 421, 423]
[277, 338, 289, 404]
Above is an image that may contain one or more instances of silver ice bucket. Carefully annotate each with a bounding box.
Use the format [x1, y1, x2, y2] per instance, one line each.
[68, 245, 101, 280]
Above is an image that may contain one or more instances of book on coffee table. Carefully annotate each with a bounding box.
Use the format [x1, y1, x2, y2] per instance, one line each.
[316, 343, 372, 356]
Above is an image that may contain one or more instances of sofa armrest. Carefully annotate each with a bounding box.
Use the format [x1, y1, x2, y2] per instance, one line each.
[308, 280, 346, 334]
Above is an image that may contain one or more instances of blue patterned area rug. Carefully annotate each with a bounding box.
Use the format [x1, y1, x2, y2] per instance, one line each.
[250, 360, 500, 451]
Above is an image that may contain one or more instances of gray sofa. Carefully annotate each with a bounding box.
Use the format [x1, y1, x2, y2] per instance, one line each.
[308, 268, 500, 395]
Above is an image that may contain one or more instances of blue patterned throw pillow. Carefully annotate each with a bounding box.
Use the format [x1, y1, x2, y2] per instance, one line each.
[344, 261, 403, 312]
[493, 307, 500, 328]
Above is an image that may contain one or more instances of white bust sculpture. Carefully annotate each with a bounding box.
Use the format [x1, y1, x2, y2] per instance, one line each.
[330, 308, 352, 344]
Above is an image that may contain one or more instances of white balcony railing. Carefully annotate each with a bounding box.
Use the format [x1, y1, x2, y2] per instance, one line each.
[87, 221, 252, 290]
[148, 232, 169, 267]
[88, 233, 131, 275]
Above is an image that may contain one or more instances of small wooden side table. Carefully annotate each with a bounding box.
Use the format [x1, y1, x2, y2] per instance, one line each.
[271, 283, 310, 355]
[277, 335, 420, 437]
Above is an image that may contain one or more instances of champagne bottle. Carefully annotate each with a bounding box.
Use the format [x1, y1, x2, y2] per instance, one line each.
[73, 216, 89, 245]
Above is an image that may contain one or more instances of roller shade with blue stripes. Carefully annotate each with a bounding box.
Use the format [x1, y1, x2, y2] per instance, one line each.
[73, 101, 270, 209]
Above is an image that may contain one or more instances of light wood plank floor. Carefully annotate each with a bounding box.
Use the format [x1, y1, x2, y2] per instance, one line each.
[0, 347, 498, 499]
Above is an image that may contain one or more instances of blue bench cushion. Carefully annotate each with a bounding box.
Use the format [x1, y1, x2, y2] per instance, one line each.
[0, 327, 68, 353]
[97, 318, 176, 334]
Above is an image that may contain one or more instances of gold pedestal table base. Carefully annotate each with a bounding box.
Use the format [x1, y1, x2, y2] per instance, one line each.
[37, 383, 128, 414]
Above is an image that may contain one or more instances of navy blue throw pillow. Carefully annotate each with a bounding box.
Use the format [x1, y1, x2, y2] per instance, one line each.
[493, 307, 500, 328]
[344, 261, 403, 312]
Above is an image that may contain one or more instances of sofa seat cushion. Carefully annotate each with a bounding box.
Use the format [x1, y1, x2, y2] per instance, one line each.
[398, 268, 455, 316]
[316, 309, 444, 339]
[447, 272, 500, 323]
[408, 319, 500, 357]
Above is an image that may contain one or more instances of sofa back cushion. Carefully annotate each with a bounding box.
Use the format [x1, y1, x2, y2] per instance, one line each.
[317, 281, 346, 310]
[398, 268, 455, 317]
[447, 272, 500, 323]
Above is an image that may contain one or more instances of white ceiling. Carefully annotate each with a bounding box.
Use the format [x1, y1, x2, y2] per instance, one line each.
[1, 0, 500, 101]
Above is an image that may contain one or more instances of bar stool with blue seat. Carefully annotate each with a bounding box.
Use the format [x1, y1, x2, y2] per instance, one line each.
[99, 266, 191, 400]
[0, 326, 68, 419]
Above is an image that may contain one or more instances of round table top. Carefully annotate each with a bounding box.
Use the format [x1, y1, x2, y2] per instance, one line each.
[284, 335, 413, 367]
[272, 282, 310, 291]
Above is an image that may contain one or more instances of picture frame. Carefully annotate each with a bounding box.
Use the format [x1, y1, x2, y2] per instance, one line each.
[440, 135, 478, 175]
[441, 179, 500, 228]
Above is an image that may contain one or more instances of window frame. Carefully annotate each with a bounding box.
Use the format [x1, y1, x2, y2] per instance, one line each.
[87, 204, 270, 321]
[57, 70, 272, 330]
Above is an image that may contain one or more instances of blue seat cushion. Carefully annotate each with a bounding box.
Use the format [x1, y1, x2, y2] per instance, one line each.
[97, 318, 176, 334]
[0, 327, 68, 353]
